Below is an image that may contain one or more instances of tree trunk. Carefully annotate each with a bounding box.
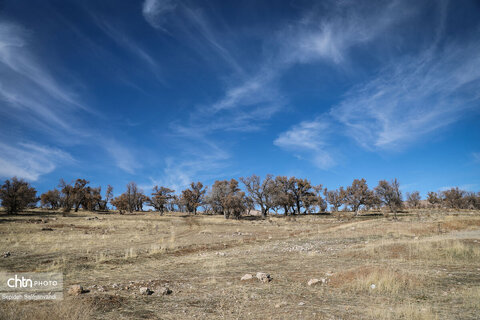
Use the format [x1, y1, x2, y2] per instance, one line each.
[261, 207, 266, 219]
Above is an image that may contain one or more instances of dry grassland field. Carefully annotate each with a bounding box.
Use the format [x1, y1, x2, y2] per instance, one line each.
[1, 209, 479, 319]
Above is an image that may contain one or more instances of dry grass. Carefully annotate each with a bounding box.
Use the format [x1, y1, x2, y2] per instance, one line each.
[0, 209, 479, 319]
[329, 266, 420, 295]
[0, 298, 95, 320]
[367, 303, 437, 320]
[355, 238, 480, 265]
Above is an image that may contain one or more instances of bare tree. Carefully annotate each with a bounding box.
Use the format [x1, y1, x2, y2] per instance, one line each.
[441, 187, 466, 209]
[40, 189, 61, 210]
[244, 196, 255, 215]
[81, 186, 102, 211]
[126, 182, 139, 213]
[58, 179, 74, 212]
[181, 182, 206, 215]
[208, 179, 246, 219]
[463, 192, 480, 209]
[111, 182, 147, 213]
[346, 178, 371, 215]
[273, 176, 295, 216]
[427, 191, 441, 208]
[225, 179, 246, 219]
[72, 179, 89, 212]
[0, 177, 38, 214]
[208, 180, 229, 216]
[150, 186, 175, 215]
[325, 187, 346, 212]
[365, 191, 381, 211]
[313, 185, 327, 213]
[240, 174, 276, 219]
[111, 194, 129, 213]
[101, 185, 114, 211]
[375, 178, 403, 218]
[289, 178, 315, 215]
[406, 191, 421, 208]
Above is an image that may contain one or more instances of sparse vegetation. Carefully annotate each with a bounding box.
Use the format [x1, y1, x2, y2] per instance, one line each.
[1, 208, 479, 319]
[1, 175, 480, 319]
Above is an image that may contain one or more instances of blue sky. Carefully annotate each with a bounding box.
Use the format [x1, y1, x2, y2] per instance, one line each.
[0, 0, 479, 197]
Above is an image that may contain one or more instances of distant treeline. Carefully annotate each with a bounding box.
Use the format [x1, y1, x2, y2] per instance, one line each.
[1, 176, 479, 218]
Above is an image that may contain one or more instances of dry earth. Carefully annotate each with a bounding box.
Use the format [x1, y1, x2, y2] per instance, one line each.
[0, 209, 479, 319]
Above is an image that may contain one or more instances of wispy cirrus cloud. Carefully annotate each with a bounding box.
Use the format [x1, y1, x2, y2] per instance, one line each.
[0, 21, 141, 177]
[0, 23, 86, 111]
[0, 142, 73, 181]
[274, 0, 480, 169]
[278, 0, 411, 66]
[102, 139, 141, 175]
[147, 133, 231, 191]
[0, 22, 86, 130]
[160, 0, 412, 179]
[331, 41, 480, 150]
[142, 0, 177, 31]
[88, 14, 164, 82]
[142, 0, 243, 74]
[274, 117, 335, 169]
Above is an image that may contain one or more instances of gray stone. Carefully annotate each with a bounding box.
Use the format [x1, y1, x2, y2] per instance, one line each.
[155, 286, 172, 296]
[241, 274, 253, 281]
[256, 272, 272, 283]
[307, 278, 320, 286]
[139, 287, 154, 295]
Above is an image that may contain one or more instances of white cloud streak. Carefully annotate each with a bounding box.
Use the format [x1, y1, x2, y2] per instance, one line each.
[279, 0, 410, 65]
[274, 117, 335, 169]
[0, 22, 87, 130]
[275, 0, 480, 168]
[142, 0, 177, 31]
[0, 142, 73, 181]
[331, 42, 480, 149]
[103, 140, 140, 175]
[0, 21, 140, 177]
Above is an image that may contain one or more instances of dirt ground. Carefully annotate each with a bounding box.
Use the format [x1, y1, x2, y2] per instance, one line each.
[0, 209, 479, 319]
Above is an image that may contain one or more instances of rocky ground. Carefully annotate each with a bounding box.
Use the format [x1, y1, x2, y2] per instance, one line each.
[0, 209, 479, 319]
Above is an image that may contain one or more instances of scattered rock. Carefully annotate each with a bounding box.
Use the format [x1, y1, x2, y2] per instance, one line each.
[3, 252, 10, 258]
[216, 252, 226, 257]
[298, 302, 305, 306]
[275, 301, 287, 308]
[325, 271, 334, 277]
[41, 227, 53, 231]
[86, 217, 99, 221]
[139, 287, 154, 295]
[370, 284, 376, 290]
[256, 272, 272, 283]
[241, 274, 253, 281]
[155, 286, 172, 296]
[308, 278, 320, 286]
[68, 285, 84, 295]
[321, 278, 328, 285]
[111, 283, 120, 289]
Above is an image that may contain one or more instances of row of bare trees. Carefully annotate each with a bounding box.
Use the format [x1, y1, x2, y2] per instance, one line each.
[1, 176, 480, 216]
